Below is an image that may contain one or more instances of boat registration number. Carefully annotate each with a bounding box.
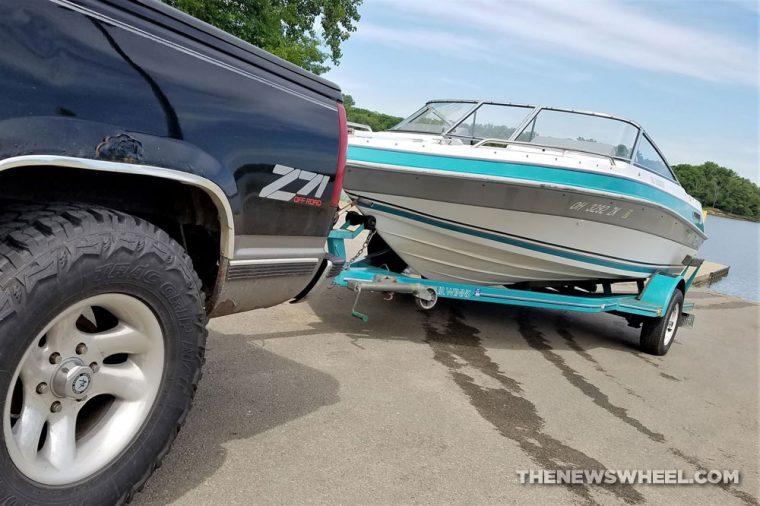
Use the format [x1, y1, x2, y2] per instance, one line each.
[569, 200, 633, 219]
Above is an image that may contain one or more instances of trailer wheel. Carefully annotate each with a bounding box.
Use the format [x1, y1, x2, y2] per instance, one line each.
[0, 203, 206, 505]
[639, 289, 683, 356]
[415, 288, 438, 310]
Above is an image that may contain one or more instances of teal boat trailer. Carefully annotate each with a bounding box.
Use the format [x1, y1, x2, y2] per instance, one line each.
[328, 221, 704, 355]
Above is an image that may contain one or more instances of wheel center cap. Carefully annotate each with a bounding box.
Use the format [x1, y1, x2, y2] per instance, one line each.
[51, 358, 94, 399]
[72, 372, 91, 395]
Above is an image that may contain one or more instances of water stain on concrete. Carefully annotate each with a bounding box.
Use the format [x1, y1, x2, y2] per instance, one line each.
[632, 352, 661, 368]
[518, 312, 665, 444]
[554, 316, 645, 401]
[520, 312, 758, 506]
[659, 372, 681, 382]
[670, 448, 759, 506]
[423, 307, 644, 505]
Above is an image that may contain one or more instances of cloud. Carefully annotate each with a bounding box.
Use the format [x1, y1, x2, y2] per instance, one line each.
[353, 21, 593, 82]
[374, 0, 759, 87]
[436, 77, 482, 90]
[354, 23, 493, 61]
[661, 137, 760, 183]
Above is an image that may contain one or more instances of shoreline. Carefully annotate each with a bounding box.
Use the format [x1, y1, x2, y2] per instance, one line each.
[705, 207, 760, 223]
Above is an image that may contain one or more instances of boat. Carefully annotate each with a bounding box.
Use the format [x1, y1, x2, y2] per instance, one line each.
[343, 100, 707, 286]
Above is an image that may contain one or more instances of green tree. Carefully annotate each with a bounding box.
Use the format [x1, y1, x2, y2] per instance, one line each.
[673, 162, 760, 220]
[343, 94, 403, 131]
[165, 0, 362, 74]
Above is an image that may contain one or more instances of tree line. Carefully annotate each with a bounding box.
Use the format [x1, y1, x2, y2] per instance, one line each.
[673, 162, 760, 220]
[343, 95, 402, 131]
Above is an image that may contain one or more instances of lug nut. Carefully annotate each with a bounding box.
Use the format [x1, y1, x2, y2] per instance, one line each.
[89, 362, 99, 373]
[49, 352, 61, 365]
[50, 401, 62, 413]
[76, 343, 87, 355]
[36, 382, 48, 394]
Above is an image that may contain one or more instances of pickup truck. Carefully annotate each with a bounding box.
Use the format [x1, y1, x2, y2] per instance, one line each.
[0, 0, 346, 503]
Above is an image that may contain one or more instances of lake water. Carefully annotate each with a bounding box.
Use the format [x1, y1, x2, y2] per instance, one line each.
[698, 215, 760, 301]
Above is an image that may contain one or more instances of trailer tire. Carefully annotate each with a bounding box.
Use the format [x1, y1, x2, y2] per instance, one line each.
[639, 289, 683, 356]
[0, 202, 206, 505]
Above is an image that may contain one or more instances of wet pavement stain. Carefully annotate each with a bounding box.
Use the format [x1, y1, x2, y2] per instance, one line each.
[669, 448, 759, 506]
[554, 316, 645, 401]
[520, 311, 759, 506]
[423, 307, 644, 505]
[632, 352, 661, 368]
[519, 312, 665, 444]
[659, 372, 681, 382]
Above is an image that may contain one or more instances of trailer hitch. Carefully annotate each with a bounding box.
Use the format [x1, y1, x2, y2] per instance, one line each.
[346, 276, 434, 321]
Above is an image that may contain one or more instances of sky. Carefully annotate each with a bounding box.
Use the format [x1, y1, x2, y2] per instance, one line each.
[324, 0, 760, 182]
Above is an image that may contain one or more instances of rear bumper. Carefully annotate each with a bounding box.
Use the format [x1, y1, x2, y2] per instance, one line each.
[208, 253, 344, 317]
[291, 254, 345, 304]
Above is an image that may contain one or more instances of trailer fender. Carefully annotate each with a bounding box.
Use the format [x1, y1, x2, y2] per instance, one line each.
[637, 273, 685, 316]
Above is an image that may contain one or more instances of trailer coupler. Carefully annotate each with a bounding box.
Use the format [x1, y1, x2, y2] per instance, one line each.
[347, 275, 434, 321]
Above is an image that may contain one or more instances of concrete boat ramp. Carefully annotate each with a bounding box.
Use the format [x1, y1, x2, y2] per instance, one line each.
[136, 279, 758, 505]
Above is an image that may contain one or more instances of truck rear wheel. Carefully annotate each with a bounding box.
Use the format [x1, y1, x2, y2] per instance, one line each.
[639, 289, 683, 356]
[0, 203, 206, 504]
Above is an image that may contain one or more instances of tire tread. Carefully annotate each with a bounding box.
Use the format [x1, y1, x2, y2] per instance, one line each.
[0, 200, 207, 505]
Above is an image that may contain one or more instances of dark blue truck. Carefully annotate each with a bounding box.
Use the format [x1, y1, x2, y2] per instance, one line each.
[0, 0, 347, 502]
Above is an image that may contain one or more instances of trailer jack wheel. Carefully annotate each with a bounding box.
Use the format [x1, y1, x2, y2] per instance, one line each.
[415, 288, 438, 310]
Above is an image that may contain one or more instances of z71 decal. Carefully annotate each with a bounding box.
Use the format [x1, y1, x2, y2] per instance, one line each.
[259, 164, 329, 206]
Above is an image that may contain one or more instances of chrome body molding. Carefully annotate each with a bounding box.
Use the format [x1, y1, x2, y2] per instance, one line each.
[228, 258, 321, 266]
[227, 258, 319, 281]
[0, 155, 235, 259]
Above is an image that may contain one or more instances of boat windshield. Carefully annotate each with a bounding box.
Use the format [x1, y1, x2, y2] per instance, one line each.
[448, 103, 534, 139]
[516, 109, 639, 158]
[390, 102, 476, 134]
[389, 100, 644, 161]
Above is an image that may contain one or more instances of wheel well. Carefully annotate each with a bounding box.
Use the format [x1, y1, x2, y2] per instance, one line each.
[0, 165, 222, 301]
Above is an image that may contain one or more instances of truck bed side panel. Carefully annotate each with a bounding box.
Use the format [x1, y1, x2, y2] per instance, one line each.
[0, 0, 344, 310]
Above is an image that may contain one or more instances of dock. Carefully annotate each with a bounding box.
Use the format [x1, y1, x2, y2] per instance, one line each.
[692, 261, 730, 286]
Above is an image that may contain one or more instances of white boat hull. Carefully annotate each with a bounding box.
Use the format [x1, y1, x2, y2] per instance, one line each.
[359, 195, 695, 285]
[354, 192, 697, 285]
[345, 136, 706, 286]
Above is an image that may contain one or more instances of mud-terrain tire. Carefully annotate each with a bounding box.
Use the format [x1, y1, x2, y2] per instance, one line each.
[0, 202, 206, 505]
[639, 289, 683, 356]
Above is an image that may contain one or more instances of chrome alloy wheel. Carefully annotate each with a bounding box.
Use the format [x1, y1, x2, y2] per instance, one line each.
[663, 301, 681, 346]
[3, 294, 165, 485]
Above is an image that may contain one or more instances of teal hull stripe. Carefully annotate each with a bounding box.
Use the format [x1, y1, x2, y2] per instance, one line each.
[348, 145, 704, 233]
[365, 200, 673, 274]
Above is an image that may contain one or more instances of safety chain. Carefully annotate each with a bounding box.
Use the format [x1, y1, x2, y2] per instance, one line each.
[345, 229, 375, 269]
